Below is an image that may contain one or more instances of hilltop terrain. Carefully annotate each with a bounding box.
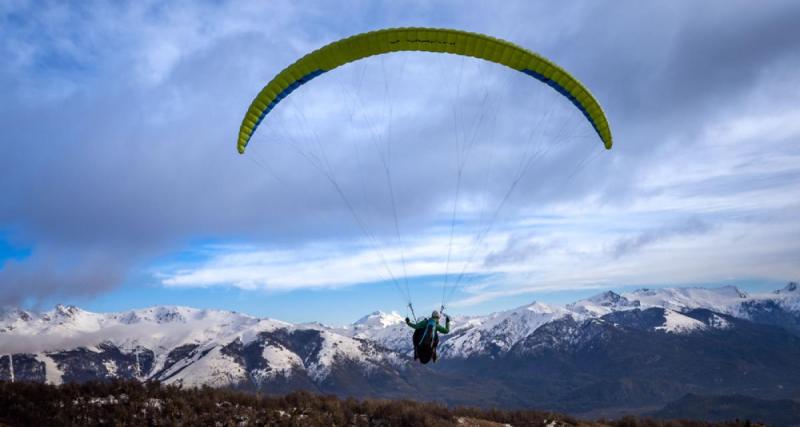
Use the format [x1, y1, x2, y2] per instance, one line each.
[0, 380, 767, 427]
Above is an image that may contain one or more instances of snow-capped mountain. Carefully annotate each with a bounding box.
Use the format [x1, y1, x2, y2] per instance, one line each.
[0, 305, 405, 392]
[616, 283, 800, 317]
[1, 282, 799, 413]
[615, 283, 800, 335]
[335, 284, 800, 359]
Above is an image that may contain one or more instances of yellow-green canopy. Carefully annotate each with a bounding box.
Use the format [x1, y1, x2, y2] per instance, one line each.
[238, 27, 612, 154]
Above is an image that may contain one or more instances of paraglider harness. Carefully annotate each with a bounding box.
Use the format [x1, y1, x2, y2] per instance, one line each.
[413, 318, 440, 362]
[408, 304, 448, 364]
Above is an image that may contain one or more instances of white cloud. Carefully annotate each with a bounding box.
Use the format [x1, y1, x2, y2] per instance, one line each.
[160, 233, 476, 290]
[3, 1, 800, 310]
[158, 99, 800, 305]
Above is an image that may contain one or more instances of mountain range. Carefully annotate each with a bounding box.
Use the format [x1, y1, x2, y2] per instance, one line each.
[1, 282, 799, 418]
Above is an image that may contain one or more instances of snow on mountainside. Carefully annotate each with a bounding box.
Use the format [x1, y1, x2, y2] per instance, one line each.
[0, 304, 289, 355]
[774, 282, 798, 295]
[623, 286, 750, 315]
[333, 283, 800, 358]
[354, 311, 405, 329]
[621, 282, 800, 321]
[0, 305, 401, 388]
[439, 301, 570, 358]
[772, 282, 800, 310]
[321, 303, 573, 359]
[330, 311, 410, 353]
[1, 282, 798, 389]
[566, 291, 641, 317]
[655, 309, 707, 333]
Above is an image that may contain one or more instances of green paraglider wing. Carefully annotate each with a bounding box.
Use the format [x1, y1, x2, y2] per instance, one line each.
[238, 27, 612, 154]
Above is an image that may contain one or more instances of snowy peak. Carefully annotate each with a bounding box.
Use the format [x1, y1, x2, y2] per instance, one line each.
[145, 306, 188, 324]
[352, 311, 404, 329]
[481, 300, 566, 329]
[123, 305, 233, 324]
[589, 291, 625, 305]
[0, 308, 35, 333]
[0, 307, 33, 322]
[522, 300, 560, 313]
[54, 304, 81, 318]
[567, 290, 640, 317]
[767, 282, 800, 314]
[329, 311, 411, 354]
[43, 304, 91, 324]
[774, 282, 798, 294]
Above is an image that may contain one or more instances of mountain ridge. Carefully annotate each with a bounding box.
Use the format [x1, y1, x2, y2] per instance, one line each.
[1, 282, 798, 415]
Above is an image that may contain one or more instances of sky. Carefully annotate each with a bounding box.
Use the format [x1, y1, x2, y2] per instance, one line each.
[1, 1, 799, 324]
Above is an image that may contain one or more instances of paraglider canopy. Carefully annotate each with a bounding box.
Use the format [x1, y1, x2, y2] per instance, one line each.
[237, 27, 612, 155]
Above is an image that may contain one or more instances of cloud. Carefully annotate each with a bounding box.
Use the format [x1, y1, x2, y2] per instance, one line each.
[0, 247, 130, 306]
[611, 217, 712, 259]
[158, 232, 500, 293]
[483, 234, 550, 268]
[1, 1, 800, 308]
